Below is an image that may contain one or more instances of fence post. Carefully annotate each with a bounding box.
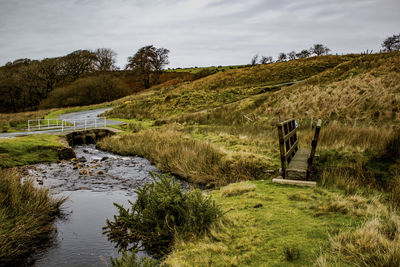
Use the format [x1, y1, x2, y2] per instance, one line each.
[28, 120, 30, 131]
[94, 119, 97, 128]
[277, 123, 286, 179]
[104, 117, 107, 127]
[85, 120, 87, 130]
[47, 119, 50, 128]
[73, 121, 76, 131]
[62, 120, 64, 132]
[38, 119, 41, 130]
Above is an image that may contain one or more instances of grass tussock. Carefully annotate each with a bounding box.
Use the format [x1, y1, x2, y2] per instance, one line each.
[300, 121, 395, 151]
[97, 129, 271, 185]
[0, 168, 65, 265]
[318, 209, 400, 266]
[221, 182, 255, 197]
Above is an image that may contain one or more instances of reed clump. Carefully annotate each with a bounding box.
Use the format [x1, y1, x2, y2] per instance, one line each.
[97, 129, 271, 186]
[0, 168, 65, 265]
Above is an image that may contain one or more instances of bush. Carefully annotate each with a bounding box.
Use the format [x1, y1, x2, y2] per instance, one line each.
[40, 75, 130, 108]
[110, 250, 159, 267]
[103, 173, 222, 258]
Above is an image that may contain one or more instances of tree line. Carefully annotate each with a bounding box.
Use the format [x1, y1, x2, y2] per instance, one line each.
[250, 43, 330, 66]
[251, 34, 400, 65]
[0, 46, 170, 112]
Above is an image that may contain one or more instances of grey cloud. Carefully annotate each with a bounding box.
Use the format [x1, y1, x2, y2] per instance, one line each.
[0, 0, 399, 67]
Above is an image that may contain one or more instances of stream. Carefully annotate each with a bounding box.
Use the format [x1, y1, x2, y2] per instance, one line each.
[23, 145, 168, 266]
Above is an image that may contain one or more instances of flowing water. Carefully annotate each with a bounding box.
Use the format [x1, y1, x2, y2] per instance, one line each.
[23, 145, 164, 266]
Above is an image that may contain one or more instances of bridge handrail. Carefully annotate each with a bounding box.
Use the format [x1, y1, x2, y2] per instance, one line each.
[27, 117, 107, 132]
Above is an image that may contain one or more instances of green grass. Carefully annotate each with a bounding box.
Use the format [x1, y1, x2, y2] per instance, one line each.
[0, 135, 64, 168]
[167, 64, 247, 74]
[44, 103, 112, 119]
[165, 181, 363, 266]
[107, 55, 352, 120]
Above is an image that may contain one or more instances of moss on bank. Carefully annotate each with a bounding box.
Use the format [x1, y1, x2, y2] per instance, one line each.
[0, 135, 65, 168]
[164, 181, 367, 266]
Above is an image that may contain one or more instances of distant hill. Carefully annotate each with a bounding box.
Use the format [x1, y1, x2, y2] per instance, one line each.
[106, 55, 358, 120]
[106, 52, 400, 127]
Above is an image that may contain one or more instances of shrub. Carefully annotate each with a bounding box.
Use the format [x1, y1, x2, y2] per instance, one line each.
[110, 250, 159, 267]
[40, 75, 130, 108]
[103, 173, 222, 258]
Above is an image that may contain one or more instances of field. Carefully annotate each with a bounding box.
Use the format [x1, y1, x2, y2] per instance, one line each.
[98, 52, 400, 265]
[1, 52, 400, 266]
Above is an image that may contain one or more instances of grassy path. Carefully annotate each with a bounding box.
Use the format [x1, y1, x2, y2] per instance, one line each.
[165, 181, 361, 266]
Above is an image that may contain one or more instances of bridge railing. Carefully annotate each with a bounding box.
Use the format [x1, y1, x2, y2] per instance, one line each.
[27, 117, 107, 132]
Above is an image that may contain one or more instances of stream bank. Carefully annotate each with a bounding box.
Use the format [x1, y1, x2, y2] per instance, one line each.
[23, 144, 165, 266]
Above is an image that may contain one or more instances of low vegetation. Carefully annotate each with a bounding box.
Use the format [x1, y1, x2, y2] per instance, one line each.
[0, 168, 65, 265]
[0, 109, 55, 132]
[0, 135, 64, 168]
[98, 52, 400, 266]
[107, 55, 353, 120]
[40, 75, 130, 109]
[97, 127, 273, 186]
[103, 173, 222, 259]
[1, 51, 399, 266]
[164, 181, 363, 266]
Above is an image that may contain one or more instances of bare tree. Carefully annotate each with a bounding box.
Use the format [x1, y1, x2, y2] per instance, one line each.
[310, 44, 330, 56]
[126, 45, 170, 88]
[277, 52, 287, 62]
[382, 33, 400, 52]
[95, 48, 117, 71]
[296, 49, 311, 58]
[250, 54, 259, 66]
[287, 51, 296, 60]
[259, 56, 273, 64]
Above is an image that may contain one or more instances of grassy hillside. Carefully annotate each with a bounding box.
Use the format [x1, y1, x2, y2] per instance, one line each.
[2, 52, 399, 266]
[97, 52, 400, 265]
[107, 55, 355, 120]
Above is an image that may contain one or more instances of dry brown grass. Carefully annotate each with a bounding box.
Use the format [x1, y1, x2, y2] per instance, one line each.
[220, 182, 256, 197]
[299, 121, 394, 152]
[0, 109, 55, 132]
[262, 71, 400, 124]
[97, 128, 272, 186]
[0, 168, 65, 265]
[314, 189, 400, 266]
[318, 213, 400, 267]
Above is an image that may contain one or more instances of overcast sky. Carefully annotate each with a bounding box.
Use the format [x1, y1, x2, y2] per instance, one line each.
[0, 0, 399, 68]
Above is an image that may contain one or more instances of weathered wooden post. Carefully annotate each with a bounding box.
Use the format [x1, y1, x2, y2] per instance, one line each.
[277, 123, 286, 179]
[306, 119, 321, 180]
